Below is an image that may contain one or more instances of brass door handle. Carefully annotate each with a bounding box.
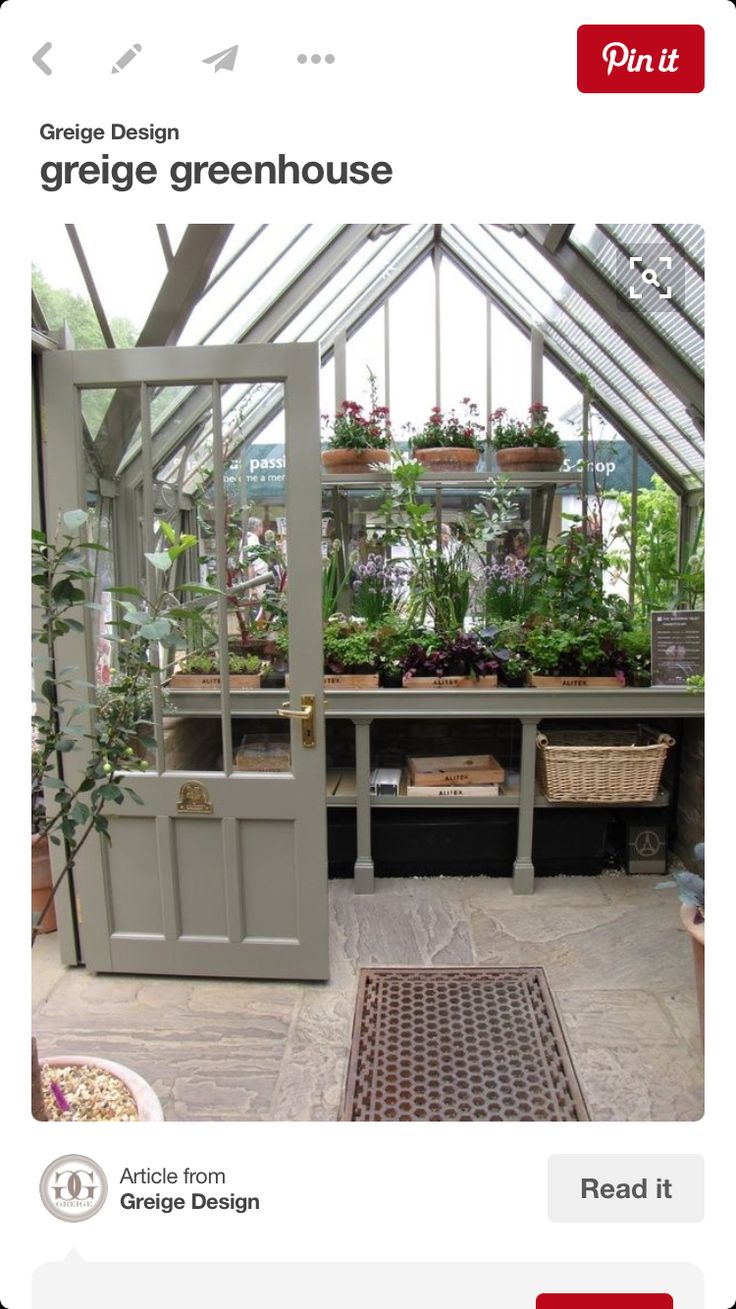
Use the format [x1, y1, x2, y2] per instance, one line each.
[277, 694, 316, 747]
[277, 700, 313, 721]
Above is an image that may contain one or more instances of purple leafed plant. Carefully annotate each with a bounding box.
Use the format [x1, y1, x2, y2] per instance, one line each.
[400, 631, 499, 681]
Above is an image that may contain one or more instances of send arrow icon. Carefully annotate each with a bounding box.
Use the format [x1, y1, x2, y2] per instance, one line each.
[203, 45, 238, 72]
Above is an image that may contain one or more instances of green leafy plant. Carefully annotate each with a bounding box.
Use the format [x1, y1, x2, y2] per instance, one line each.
[519, 619, 629, 680]
[379, 456, 512, 634]
[609, 475, 704, 615]
[322, 618, 380, 673]
[322, 538, 352, 620]
[407, 398, 484, 452]
[32, 509, 202, 945]
[228, 653, 263, 675]
[490, 402, 562, 450]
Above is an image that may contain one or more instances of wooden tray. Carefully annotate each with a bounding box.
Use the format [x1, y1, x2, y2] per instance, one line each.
[286, 673, 380, 689]
[168, 673, 261, 690]
[527, 674, 624, 689]
[408, 753, 505, 786]
[402, 675, 498, 690]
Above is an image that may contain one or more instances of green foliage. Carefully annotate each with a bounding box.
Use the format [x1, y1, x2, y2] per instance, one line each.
[322, 538, 351, 620]
[527, 527, 621, 623]
[610, 475, 704, 614]
[32, 266, 139, 438]
[520, 619, 629, 678]
[322, 619, 380, 672]
[181, 650, 263, 675]
[379, 455, 513, 635]
[228, 653, 263, 675]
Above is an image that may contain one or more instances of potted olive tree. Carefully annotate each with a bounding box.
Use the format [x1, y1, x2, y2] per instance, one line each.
[31, 509, 208, 1120]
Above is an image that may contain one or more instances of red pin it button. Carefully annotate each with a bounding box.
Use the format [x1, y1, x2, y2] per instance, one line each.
[537, 1299, 673, 1309]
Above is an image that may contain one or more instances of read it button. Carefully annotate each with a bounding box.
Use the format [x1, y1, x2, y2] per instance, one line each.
[537, 1299, 672, 1308]
[549, 1155, 703, 1223]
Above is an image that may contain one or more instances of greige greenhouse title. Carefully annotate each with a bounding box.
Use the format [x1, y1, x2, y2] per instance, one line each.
[38, 152, 393, 192]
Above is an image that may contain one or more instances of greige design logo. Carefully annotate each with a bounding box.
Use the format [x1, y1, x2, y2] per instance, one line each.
[39, 1155, 108, 1222]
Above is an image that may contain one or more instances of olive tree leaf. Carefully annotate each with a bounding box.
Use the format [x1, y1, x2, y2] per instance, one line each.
[144, 551, 174, 572]
[62, 509, 89, 530]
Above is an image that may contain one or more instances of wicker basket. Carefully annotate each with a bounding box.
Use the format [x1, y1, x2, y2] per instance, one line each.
[536, 728, 675, 803]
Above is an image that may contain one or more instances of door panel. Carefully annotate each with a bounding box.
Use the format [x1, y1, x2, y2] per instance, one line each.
[42, 344, 329, 980]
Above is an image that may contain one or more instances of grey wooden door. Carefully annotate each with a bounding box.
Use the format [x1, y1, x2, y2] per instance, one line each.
[42, 344, 329, 979]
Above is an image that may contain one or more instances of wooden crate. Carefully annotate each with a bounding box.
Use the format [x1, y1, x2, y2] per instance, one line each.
[402, 675, 498, 690]
[168, 673, 261, 690]
[408, 753, 505, 787]
[526, 674, 624, 689]
[406, 783, 501, 797]
[286, 673, 380, 689]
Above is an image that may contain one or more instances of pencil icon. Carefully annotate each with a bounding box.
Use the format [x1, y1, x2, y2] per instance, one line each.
[111, 43, 142, 73]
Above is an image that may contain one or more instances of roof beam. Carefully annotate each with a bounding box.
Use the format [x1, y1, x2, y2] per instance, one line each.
[140, 231, 435, 496]
[544, 224, 573, 252]
[521, 225, 704, 421]
[66, 223, 116, 348]
[440, 239, 691, 494]
[477, 223, 703, 460]
[117, 224, 392, 483]
[94, 224, 234, 472]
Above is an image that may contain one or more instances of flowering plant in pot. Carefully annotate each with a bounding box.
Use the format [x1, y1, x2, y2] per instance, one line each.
[490, 402, 564, 472]
[479, 556, 538, 625]
[321, 371, 391, 473]
[350, 553, 407, 625]
[407, 398, 484, 471]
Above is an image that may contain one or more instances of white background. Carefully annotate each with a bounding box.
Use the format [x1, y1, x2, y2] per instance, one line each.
[1, 0, 731, 1305]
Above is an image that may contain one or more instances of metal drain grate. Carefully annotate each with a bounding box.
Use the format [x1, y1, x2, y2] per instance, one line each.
[342, 967, 589, 1122]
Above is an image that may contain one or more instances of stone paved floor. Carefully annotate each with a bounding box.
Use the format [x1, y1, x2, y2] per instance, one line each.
[32, 874, 703, 1122]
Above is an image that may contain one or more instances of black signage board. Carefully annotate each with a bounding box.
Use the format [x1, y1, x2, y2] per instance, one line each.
[650, 610, 704, 686]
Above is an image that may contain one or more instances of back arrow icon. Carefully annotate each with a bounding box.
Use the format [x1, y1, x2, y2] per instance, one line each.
[32, 41, 52, 74]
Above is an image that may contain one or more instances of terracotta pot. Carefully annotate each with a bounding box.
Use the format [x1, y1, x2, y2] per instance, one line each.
[43, 1054, 164, 1121]
[32, 833, 57, 934]
[680, 903, 704, 1049]
[413, 446, 480, 473]
[495, 446, 565, 473]
[321, 448, 390, 475]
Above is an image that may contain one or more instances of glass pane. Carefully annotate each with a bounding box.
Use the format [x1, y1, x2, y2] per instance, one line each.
[163, 384, 291, 774]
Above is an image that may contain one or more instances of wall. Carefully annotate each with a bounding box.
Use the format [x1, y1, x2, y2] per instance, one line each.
[674, 718, 705, 861]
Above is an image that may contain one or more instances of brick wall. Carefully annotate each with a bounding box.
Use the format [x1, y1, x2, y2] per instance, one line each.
[674, 718, 704, 861]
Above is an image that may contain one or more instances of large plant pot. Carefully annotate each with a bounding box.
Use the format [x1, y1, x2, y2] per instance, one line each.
[413, 446, 480, 473]
[680, 903, 704, 1049]
[495, 446, 565, 473]
[43, 1054, 164, 1121]
[321, 448, 390, 475]
[32, 833, 57, 934]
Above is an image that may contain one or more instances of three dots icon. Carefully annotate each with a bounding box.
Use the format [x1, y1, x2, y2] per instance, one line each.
[297, 53, 335, 64]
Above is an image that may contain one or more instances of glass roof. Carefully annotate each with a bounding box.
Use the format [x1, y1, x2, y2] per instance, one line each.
[32, 222, 704, 492]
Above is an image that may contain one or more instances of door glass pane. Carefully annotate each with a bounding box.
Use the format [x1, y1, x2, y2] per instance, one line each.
[158, 384, 291, 775]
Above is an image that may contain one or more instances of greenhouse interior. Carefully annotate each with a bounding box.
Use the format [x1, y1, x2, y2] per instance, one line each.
[31, 222, 704, 1123]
